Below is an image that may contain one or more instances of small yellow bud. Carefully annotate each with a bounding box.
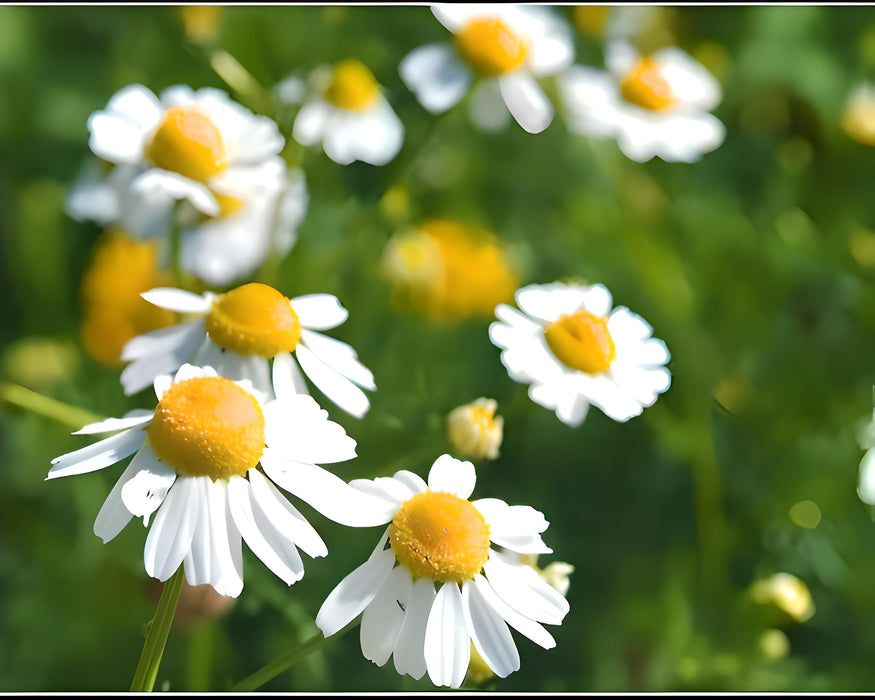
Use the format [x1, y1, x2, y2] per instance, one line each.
[750, 572, 815, 623]
[843, 84, 875, 146]
[758, 628, 790, 660]
[447, 398, 504, 460]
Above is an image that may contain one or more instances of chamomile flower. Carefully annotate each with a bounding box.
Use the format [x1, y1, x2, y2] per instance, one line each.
[558, 41, 725, 162]
[87, 83, 284, 217]
[489, 282, 671, 427]
[120, 283, 376, 419]
[399, 5, 575, 134]
[316, 455, 569, 688]
[292, 60, 404, 166]
[47, 364, 388, 597]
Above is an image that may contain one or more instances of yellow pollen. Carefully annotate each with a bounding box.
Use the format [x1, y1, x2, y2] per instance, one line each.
[619, 57, 676, 112]
[145, 105, 229, 182]
[205, 283, 302, 358]
[147, 376, 265, 480]
[544, 310, 616, 374]
[454, 18, 529, 77]
[390, 491, 491, 583]
[324, 60, 381, 112]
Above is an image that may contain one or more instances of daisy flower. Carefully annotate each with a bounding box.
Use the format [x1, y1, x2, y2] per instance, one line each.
[292, 60, 404, 166]
[120, 282, 376, 419]
[87, 83, 284, 217]
[558, 41, 725, 163]
[489, 281, 671, 427]
[399, 4, 575, 134]
[316, 455, 569, 688]
[842, 83, 875, 147]
[47, 364, 388, 597]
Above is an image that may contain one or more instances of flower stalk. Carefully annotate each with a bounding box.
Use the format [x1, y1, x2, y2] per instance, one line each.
[130, 567, 186, 692]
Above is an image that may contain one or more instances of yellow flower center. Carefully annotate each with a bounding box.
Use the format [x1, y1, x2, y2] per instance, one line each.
[324, 60, 380, 112]
[619, 57, 675, 112]
[544, 310, 616, 374]
[390, 491, 491, 583]
[454, 18, 529, 77]
[145, 105, 229, 182]
[205, 283, 302, 358]
[147, 376, 265, 480]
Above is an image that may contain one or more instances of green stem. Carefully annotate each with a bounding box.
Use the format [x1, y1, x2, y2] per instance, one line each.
[0, 382, 103, 429]
[230, 618, 359, 692]
[130, 567, 186, 692]
[209, 49, 274, 116]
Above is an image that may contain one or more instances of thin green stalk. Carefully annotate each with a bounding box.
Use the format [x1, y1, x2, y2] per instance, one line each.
[130, 567, 186, 692]
[0, 382, 103, 429]
[230, 618, 359, 692]
[209, 49, 274, 116]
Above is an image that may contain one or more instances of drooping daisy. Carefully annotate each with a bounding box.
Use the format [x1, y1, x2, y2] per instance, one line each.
[558, 41, 725, 163]
[120, 282, 376, 419]
[47, 364, 389, 597]
[489, 281, 671, 427]
[292, 60, 404, 166]
[399, 5, 575, 134]
[316, 454, 569, 688]
[87, 83, 284, 216]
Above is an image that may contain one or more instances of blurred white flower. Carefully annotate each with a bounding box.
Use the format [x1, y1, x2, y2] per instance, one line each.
[400, 4, 575, 134]
[316, 455, 569, 688]
[447, 397, 504, 460]
[47, 364, 387, 597]
[120, 282, 376, 419]
[558, 41, 725, 162]
[293, 60, 404, 166]
[489, 281, 671, 427]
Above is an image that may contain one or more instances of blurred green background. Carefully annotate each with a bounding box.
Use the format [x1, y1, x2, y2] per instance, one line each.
[3, 4, 875, 692]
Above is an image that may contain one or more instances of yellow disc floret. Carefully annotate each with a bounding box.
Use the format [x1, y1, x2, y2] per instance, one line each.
[145, 105, 229, 182]
[545, 310, 616, 374]
[205, 283, 302, 358]
[454, 18, 528, 77]
[619, 57, 675, 112]
[390, 491, 491, 583]
[148, 376, 265, 480]
[324, 60, 381, 112]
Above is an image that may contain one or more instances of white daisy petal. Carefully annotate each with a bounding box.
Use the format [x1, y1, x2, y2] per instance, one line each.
[131, 169, 220, 217]
[272, 351, 311, 399]
[349, 475, 418, 513]
[400, 43, 471, 114]
[184, 477, 214, 587]
[260, 454, 392, 527]
[93, 459, 141, 543]
[520, 5, 575, 77]
[87, 113, 147, 164]
[290, 294, 349, 331]
[104, 83, 163, 131]
[293, 99, 331, 147]
[262, 395, 357, 464]
[209, 479, 244, 598]
[295, 343, 371, 418]
[860, 449, 875, 505]
[73, 409, 153, 435]
[483, 551, 569, 625]
[153, 372, 174, 401]
[473, 498, 548, 536]
[120, 443, 178, 523]
[360, 565, 412, 668]
[427, 455, 476, 499]
[121, 320, 206, 363]
[424, 581, 470, 688]
[391, 469, 429, 496]
[463, 577, 520, 678]
[316, 547, 397, 637]
[140, 288, 212, 314]
[300, 330, 376, 391]
[498, 72, 554, 135]
[47, 428, 147, 480]
[473, 573, 555, 649]
[392, 576, 437, 681]
[144, 476, 200, 581]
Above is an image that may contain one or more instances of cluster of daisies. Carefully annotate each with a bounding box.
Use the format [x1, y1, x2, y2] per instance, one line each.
[53, 4, 682, 690]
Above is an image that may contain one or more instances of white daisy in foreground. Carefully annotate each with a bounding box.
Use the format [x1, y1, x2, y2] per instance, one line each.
[47, 364, 388, 597]
[489, 282, 670, 427]
[88, 83, 284, 216]
[400, 4, 574, 134]
[292, 60, 404, 166]
[558, 41, 725, 163]
[120, 282, 376, 419]
[316, 455, 568, 688]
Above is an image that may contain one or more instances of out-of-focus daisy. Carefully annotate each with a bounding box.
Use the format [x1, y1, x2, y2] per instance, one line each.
[842, 83, 875, 146]
[316, 454, 569, 688]
[558, 41, 725, 162]
[67, 160, 309, 288]
[400, 5, 574, 134]
[447, 398, 503, 460]
[120, 282, 376, 418]
[750, 573, 815, 624]
[47, 364, 388, 596]
[80, 228, 176, 366]
[292, 60, 404, 166]
[87, 83, 284, 217]
[380, 219, 518, 320]
[489, 281, 671, 427]
[179, 5, 223, 45]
